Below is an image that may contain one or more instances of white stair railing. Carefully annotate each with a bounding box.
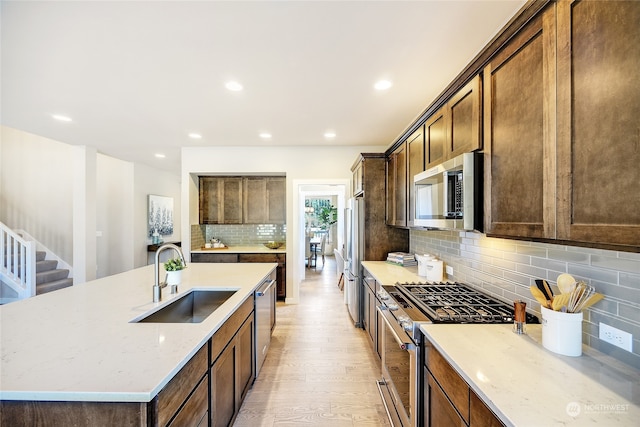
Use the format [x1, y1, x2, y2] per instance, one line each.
[0, 221, 36, 300]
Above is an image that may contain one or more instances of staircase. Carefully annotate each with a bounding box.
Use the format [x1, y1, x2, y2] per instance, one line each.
[1, 222, 73, 303]
[34, 250, 73, 295]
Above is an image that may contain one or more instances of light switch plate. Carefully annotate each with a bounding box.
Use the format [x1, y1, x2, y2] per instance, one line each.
[599, 322, 633, 352]
[446, 266, 454, 276]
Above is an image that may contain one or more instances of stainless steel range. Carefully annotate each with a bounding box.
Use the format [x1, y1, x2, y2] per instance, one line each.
[376, 281, 538, 427]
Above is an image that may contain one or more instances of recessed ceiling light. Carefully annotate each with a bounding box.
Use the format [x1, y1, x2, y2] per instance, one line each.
[324, 132, 336, 139]
[259, 133, 272, 139]
[374, 80, 393, 91]
[225, 81, 243, 91]
[155, 153, 166, 159]
[188, 133, 202, 139]
[52, 114, 72, 122]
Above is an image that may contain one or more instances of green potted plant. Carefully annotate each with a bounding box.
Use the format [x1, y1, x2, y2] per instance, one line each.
[317, 205, 337, 230]
[164, 258, 186, 285]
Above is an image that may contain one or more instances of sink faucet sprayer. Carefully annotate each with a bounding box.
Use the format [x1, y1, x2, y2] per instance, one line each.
[153, 243, 187, 302]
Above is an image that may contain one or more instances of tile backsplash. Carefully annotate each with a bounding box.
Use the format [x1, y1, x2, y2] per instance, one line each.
[191, 224, 286, 249]
[410, 229, 640, 369]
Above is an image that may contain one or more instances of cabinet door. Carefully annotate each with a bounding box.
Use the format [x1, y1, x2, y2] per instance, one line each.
[211, 343, 236, 427]
[266, 177, 286, 224]
[236, 314, 255, 404]
[391, 143, 407, 227]
[386, 154, 397, 226]
[425, 108, 447, 169]
[199, 177, 243, 224]
[425, 372, 466, 427]
[483, 5, 556, 239]
[407, 126, 425, 227]
[447, 74, 482, 159]
[556, 0, 640, 247]
[244, 177, 268, 224]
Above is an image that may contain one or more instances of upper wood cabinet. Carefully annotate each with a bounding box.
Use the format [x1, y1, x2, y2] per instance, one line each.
[483, 5, 556, 239]
[447, 74, 482, 159]
[556, 0, 640, 247]
[199, 177, 244, 224]
[386, 142, 407, 227]
[424, 108, 447, 169]
[407, 126, 424, 227]
[200, 176, 285, 225]
[244, 177, 286, 224]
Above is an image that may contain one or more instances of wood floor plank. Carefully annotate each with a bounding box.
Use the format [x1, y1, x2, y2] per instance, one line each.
[234, 257, 390, 426]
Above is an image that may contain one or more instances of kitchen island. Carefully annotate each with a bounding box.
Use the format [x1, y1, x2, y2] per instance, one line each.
[0, 262, 276, 425]
[362, 261, 640, 426]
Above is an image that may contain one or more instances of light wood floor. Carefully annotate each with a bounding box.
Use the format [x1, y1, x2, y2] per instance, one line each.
[233, 256, 390, 427]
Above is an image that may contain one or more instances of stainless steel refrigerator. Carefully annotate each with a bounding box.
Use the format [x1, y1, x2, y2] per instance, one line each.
[344, 197, 364, 327]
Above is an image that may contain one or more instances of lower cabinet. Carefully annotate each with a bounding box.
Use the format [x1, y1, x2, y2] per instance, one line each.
[423, 340, 504, 427]
[210, 296, 255, 427]
[362, 274, 380, 360]
[192, 252, 286, 300]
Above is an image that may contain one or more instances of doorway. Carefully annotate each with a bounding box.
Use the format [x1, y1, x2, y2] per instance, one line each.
[291, 181, 348, 304]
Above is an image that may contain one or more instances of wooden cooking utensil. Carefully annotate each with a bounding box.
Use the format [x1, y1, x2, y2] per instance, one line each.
[530, 285, 551, 308]
[552, 293, 571, 311]
[557, 273, 576, 294]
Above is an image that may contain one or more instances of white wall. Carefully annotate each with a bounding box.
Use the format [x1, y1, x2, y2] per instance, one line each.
[181, 145, 387, 303]
[96, 153, 134, 277]
[0, 126, 181, 281]
[0, 126, 74, 262]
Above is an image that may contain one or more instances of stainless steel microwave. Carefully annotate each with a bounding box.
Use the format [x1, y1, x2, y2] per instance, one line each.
[413, 152, 482, 231]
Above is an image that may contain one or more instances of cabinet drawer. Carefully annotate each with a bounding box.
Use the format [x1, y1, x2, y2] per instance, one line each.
[470, 389, 505, 427]
[191, 253, 239, 263]
[427, 347, 470, 424]
[155, 345, 208, 427]
[238, 253, 284, 264]
[211, 297, 254, 363]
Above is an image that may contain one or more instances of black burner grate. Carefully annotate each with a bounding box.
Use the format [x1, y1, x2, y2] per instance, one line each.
[396, 282, 539, 324]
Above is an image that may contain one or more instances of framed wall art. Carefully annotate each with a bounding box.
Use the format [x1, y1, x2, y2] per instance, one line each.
[148, 194, 174, 237]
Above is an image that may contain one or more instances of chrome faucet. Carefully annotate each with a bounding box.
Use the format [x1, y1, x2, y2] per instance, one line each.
[153, 243, 186, 302]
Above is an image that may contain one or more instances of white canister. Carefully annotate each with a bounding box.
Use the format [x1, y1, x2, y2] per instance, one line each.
[415, 254, 434, 277]
[541, 306, 583, 357]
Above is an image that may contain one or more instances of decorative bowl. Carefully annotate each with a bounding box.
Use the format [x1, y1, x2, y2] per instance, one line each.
[263, 241, 284, 249]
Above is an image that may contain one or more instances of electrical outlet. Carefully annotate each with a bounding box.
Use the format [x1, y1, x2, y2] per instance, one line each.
[599, 323, 633, 352]
[446, 266, 454, 276]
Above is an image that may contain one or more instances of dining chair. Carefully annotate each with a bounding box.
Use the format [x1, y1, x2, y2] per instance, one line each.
[305, 236, 312, 268]
[313, 234, 327, 270]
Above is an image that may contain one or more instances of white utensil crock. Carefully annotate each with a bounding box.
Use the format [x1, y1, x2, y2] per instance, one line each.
[541, 306, 583, 356]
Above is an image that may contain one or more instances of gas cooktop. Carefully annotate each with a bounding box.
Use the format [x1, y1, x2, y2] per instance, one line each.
[394, 282, 539, 324]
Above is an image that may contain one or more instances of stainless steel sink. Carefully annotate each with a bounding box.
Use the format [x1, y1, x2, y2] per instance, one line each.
[134, 289, 237, 323]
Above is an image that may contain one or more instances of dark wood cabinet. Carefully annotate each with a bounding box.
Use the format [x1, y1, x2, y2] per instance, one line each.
[386, 143, 407, 227]
[424, 341, 504, 427]
[244, 177, 286, 224]
[447, 74, 482, 159]
[210, 296, 255, 427]
[199, 177, 244, 224]
[556, 0, 640, 248]
[483, 5, 557, 240]
[425, 108, 446, 169]
[200, 176, 285, 225]
[352, 154, 409, 258]
[362, 270, 381, 362]
[407, 127, 425, 227]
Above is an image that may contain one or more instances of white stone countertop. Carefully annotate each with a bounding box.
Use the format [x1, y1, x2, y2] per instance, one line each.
[191, 244, 285, 254]
[362, 261, 640, 426]
[0, 262, 276, 402]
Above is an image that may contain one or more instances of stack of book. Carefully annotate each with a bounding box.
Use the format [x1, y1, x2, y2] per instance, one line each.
[386, 252, 417, 266]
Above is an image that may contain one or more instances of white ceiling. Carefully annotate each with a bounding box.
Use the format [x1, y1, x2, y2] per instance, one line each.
[1, 0, 526, 174]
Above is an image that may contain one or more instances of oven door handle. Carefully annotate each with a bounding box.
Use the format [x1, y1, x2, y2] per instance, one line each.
[377, 306, 416, 351]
